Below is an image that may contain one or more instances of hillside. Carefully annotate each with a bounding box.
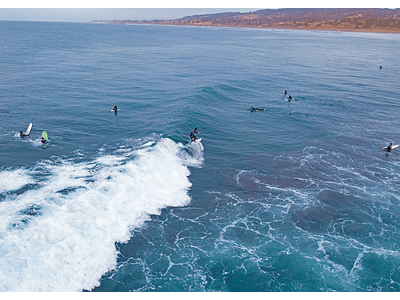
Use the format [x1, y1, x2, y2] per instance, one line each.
[92, 8, 400, 33]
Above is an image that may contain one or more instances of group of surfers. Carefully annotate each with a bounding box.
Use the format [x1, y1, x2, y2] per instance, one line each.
[109, 104, 201, 143]
[20, 104, 118, 145]
[284, 90, 293, 101]
[249, 90, 293, 112]
[22, 102, 393, 151]
[247, 92, 395, 154]
[20, 127, 47, 144]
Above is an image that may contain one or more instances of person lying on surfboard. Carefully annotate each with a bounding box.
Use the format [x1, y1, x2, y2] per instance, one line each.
[249, 107, 264, 112]
[382, 142, 392, 152]
[190, 128, 200, 141]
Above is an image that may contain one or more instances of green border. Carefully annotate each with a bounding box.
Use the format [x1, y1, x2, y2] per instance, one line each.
[0, 0, 400, 8]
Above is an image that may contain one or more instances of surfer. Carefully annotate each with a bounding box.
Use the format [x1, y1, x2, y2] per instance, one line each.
[284, 90, 287, 95]
[20, 131, 28, 137]
[249, 107, 264, 112]
[382, 142, 392, 152]
[380, 65, 382, 70]
[41, 137, 47, 144]
[190, 128, 200, 142]
[288, 95, 292, 101]
[110, 104, 117, 113]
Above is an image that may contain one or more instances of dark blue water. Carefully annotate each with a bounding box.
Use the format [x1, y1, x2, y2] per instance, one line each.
[1, 21, 400, 292]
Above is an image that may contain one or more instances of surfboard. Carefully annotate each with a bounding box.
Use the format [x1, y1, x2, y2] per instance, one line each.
[42, 131, 48, 141]
[392, 145, 399, 150]
[190, 138, 202, 144]
[26, 123, 32, 135]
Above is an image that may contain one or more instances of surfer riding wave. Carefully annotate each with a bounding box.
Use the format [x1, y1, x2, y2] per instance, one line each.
[190, 128, 200, 142]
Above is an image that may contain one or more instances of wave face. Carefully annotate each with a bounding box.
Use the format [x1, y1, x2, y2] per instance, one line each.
[0, 138, 203, 292]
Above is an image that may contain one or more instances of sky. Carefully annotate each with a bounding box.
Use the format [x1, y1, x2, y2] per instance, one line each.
[0, 8, 261, 22]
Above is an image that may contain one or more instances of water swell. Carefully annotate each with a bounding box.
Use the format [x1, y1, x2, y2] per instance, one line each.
[0, 137, 203, 292]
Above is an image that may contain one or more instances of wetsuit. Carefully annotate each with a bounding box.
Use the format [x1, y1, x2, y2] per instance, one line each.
[190, 129, 198, 141]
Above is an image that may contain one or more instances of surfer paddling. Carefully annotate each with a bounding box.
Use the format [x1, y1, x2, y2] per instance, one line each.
[249, 107, 264, 112]
[190, 128, 200, 142]
[382, 142, 392, 152]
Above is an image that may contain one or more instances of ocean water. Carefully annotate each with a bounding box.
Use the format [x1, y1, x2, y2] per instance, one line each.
[1, 21, 400, 292]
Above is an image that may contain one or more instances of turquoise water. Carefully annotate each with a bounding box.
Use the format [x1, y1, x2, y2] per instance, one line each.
[1, 21, 400, 292]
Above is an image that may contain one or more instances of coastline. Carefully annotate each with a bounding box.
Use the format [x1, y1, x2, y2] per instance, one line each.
[203, 24, 400, 34]
[94, 8, 400, 35]
[161, 23, 400, 34]
[94, 21, 400, 34]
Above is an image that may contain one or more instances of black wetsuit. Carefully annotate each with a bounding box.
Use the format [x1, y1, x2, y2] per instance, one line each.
[190, 130, 198, 141]
[386, 145, 392, 152]
[113, 105, 117, 112]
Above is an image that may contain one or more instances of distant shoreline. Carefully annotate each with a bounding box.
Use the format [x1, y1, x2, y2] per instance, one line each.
[93, 21, 400, 34]
[92, 8, 400, 35]
[172, 24, 400, 34]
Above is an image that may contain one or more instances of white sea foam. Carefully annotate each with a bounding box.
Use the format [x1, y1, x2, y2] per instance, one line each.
[0, 138, 202, 292]
[0, 169, 34, 193]
[182, 140, 204, 167]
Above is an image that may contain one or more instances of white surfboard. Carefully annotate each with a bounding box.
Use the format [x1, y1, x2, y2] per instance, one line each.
[25, 123, 32, 135]
[190, 138, 202, 144]
[392, 145, 399, 150]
